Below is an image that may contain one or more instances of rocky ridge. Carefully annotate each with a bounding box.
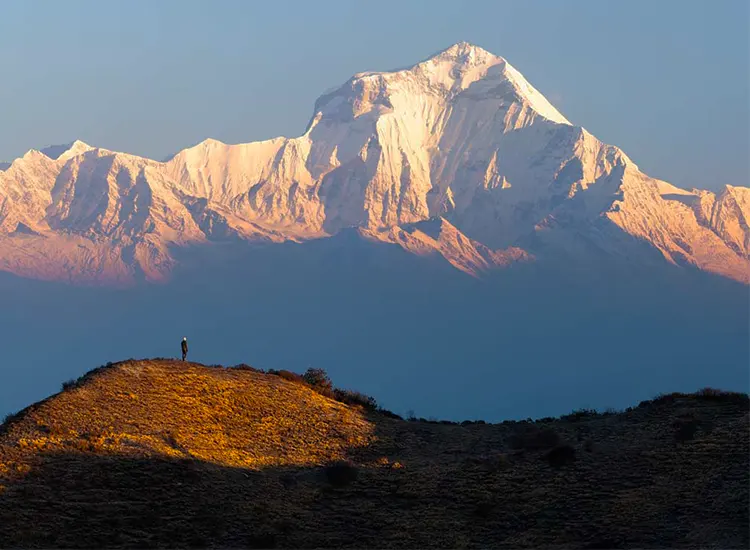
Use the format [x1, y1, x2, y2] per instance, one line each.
[0, 43, 747, 284]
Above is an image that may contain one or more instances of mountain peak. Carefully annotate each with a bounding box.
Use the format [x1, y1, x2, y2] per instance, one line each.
[412, 43, 570, 124]
[412, 41, 502, 77]
[326, 43, 569, 127]
[39, 140, 89, 160]
[427, 41, 499, 65]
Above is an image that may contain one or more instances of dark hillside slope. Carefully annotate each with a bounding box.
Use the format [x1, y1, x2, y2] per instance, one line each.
[0, 360, 747, 548]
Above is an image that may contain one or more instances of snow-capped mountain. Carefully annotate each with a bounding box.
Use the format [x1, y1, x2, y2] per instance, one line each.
[0, 42, 747, 285]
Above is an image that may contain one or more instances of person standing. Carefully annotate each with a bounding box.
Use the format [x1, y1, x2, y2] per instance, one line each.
[181, 337, 188, 361]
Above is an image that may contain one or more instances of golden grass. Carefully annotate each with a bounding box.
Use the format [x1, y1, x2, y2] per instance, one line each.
[2, 360, 374, 470]
[0, 360, 747, 548]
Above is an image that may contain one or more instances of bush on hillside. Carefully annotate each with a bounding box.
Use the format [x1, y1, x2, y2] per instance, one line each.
[333, 389, 377, 410]
[268, 369, 305, 385]
[375, 407, 403, 420]
[1, 411, 20, 427]
[697, 387, 731, 398]
[302, 368, 333, 392]
[233, 363, 261, 373]
[268, 368, 336, 397]
[324, 460, 359, 487]
[266, 366, 402, 418]
[640, 389, 749, 410]
[467, 452, 511, 473]
[508, 427, 560, 451]
[695, 388, 749, 408]
[544, 444, 576, 467]
[560, 408, 599, 422]
[674, 418, 700, 442]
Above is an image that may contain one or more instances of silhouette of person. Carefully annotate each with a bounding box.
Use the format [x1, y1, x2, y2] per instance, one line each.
[181, 337, 188, 361]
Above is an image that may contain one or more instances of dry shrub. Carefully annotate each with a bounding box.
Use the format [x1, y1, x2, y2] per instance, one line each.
[233, 364, 261, 373]
[560, 408, 599, 422]
[376, 408, 403, 420]
[267, 367, 401, 417]
[324, 460, 358, 487]
[1, 411, 21, 429]
[268, 369, 305, 385]
[472, 452, 510, 472]
[333, 389, 377, 410]
[302, 368, 333, 392]
[544, 444, 576, 468]
[640, 389, 749, 410]
[268, 368, 335, 398]
[508, 427, 560, 451]
[697, 387, 730, 398]
[674, 418, 700, 442]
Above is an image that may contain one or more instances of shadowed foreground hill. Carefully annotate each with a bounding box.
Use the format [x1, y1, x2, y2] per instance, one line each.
[0, 360, 748, 549]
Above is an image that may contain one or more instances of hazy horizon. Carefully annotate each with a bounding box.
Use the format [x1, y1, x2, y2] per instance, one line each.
[1, 237, 748, 423]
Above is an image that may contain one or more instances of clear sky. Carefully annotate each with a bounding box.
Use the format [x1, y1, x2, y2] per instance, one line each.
[1, 0, 747, 190]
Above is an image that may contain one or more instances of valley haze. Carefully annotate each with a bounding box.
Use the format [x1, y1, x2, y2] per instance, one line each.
[0, 43, 747, 422]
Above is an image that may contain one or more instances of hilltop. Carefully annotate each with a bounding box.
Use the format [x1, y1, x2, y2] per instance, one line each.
[0, 360, 747, 548]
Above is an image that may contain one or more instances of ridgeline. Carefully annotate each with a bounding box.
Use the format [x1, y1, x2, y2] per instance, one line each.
[0, 360, 747, 548]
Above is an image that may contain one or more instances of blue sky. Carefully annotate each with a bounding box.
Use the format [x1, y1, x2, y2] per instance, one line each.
[0, 0, 747, 190]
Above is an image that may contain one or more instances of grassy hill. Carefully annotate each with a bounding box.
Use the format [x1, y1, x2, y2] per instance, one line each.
[0, 360, 747, 548]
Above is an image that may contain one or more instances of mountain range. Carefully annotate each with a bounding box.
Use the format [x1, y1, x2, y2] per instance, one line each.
[0, 43, 748, 424]
[1, 42, 747, 285]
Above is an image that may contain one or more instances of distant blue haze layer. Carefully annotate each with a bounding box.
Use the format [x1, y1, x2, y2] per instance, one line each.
[1, 236, 747, 422]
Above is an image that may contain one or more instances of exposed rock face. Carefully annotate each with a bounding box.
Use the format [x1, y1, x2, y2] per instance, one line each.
[0, 43, 747, 285]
